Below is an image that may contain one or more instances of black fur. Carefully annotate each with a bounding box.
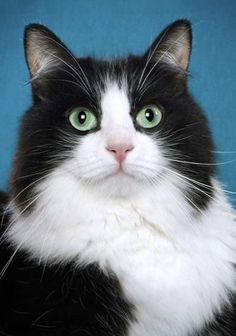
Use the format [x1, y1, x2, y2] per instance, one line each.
[0, 238, 133, 335]
[0, 191, 8, 228]
[197, 295, 236, 335]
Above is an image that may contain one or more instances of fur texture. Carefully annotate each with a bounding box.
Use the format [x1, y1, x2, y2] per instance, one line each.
[0, 20, 236, 336]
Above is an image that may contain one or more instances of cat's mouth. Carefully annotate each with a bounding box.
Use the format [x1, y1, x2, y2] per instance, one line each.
[70, 158, 160, 190]
[105, 164, 149, 182]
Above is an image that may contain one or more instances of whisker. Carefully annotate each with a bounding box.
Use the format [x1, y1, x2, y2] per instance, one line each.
[42, 50, 90, 92]
[0, 193, 42, 244]
[159, 175, 195, 220]
[0, 244, 23, 279]
[168, 157, 236, 167]
[0, 193, 42, 279]
[31, 50, 91, 97]
[136, 28, 170, 92]
[41, 35, 91, 90]
[161, 166, 229, 206]
[42, 77, 90, 92]
[0, 174, 52, 231]
[213, 150, 236, 154]
[136, 22, 204, 97]
[135, 71, 169, 103]
[138, 28, 190, 94]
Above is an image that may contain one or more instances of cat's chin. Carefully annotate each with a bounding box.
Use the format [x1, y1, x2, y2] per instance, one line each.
[84, 170, 152, 198]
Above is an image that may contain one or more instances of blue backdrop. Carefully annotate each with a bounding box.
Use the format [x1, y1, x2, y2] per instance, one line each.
[0, 0, 236, 206]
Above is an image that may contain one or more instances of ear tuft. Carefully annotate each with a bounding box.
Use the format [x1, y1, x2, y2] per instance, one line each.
[146, 19, 192, 71]
[24, 24, 71, 78]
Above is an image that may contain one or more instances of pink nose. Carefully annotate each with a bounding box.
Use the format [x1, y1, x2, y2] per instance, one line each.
[106, 143, 134, 163]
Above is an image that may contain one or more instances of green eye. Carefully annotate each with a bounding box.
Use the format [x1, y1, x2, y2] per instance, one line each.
[69, 107, 97, 132]
[136, 105, 163, 129]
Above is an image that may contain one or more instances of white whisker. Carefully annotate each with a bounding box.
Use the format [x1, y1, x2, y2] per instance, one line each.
[0, 193, 42, 278]
[41, 35, 91, 90]
[168, 157, 236, 167]
[136, 29, 170, 92]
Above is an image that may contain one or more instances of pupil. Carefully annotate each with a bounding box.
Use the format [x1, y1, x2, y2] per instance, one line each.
[145, 109, 154, 122]
[78, 111, 86, 124]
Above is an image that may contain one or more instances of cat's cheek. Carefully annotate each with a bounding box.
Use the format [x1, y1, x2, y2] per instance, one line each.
[65, 133, 119, 179]
[123, 132, 168, 180]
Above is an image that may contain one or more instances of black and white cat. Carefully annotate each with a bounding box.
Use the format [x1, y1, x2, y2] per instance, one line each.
[0, 19, 236, 336]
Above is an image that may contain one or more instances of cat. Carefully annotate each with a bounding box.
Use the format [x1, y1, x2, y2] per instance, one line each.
[0, 19, 236, 336]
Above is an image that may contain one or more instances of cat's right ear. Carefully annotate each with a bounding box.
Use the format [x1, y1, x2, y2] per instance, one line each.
[143, 20, 192, 73]
[24, 24, 72, 78]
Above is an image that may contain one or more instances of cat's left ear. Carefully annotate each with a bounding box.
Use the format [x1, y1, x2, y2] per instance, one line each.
[145, 19, 192, 72]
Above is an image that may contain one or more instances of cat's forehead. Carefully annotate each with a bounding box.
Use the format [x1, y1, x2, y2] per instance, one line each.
[72, 58, 131, 109]
[101, 81, 132, 127]
[77, 57, 141, 90]
[79, 58, 127, 80]
[76, 56, 168, 110]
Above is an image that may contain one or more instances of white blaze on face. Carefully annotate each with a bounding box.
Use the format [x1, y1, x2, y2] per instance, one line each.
[100, 81, 136, 150]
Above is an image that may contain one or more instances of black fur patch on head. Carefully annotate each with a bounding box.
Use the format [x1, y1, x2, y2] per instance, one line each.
[10, 20, 214, 214]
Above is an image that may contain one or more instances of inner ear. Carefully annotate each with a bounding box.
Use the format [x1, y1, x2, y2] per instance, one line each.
[145, 19, 192, 71]
[24, 24, 74, 78]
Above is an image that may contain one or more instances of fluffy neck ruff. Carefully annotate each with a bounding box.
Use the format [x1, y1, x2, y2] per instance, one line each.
[6, 166, 236, 336]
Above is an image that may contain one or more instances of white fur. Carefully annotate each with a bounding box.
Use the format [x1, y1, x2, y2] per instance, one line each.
[7, 82, 236, 336]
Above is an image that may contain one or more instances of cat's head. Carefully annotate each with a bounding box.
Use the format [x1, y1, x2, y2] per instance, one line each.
[10, 20, 214, 212]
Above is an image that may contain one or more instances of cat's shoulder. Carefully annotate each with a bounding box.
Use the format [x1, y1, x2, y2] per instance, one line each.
[0, 236, 132, 336]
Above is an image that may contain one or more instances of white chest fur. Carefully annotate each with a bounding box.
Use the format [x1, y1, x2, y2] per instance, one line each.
[8, 168, 236, 336]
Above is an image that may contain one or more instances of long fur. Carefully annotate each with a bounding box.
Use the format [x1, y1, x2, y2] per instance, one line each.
[0, 20, 236, 336]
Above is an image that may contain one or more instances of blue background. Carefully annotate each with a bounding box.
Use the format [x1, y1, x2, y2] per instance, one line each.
[0, 0, 236, 206]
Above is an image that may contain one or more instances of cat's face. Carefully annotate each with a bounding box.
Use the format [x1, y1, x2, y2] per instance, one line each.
[11, 20, 214, 211]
